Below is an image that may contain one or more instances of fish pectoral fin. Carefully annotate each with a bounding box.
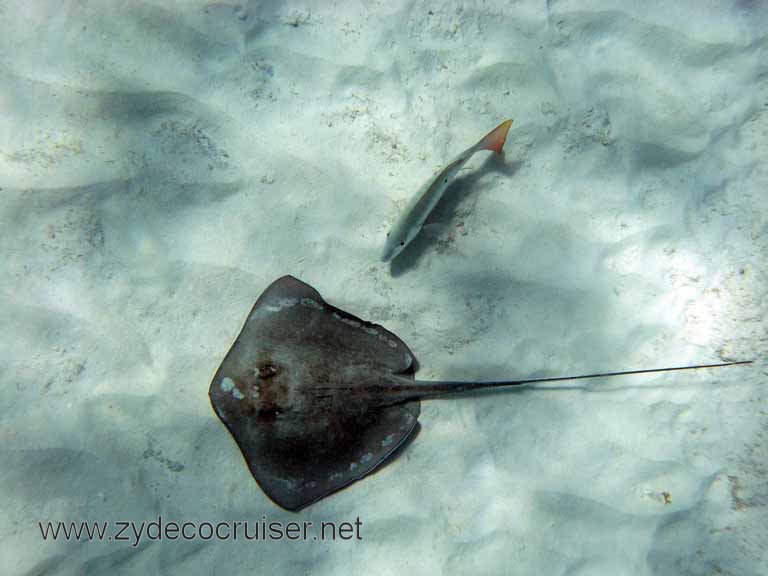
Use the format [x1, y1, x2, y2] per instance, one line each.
[421, 222, 450, 239]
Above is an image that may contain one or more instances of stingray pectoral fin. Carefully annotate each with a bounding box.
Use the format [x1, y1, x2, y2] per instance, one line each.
[477, 119, 513, 154]
[229, 402, 421, 512]
[257, 275, 324, 307]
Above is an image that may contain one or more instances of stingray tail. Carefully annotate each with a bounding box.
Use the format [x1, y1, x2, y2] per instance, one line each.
[400, 360, 753, 400]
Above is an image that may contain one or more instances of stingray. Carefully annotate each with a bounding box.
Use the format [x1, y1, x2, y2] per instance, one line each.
[209, 275, 751, 511]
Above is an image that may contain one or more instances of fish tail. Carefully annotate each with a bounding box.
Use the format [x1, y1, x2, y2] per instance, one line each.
[478, 119, 513, 154]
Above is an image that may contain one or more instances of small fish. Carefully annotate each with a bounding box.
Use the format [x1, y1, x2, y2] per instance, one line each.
[382, 119, 513, 262]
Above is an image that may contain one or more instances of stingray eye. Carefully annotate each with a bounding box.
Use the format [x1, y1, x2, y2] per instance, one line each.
[258, 364, 278, 379]
[386, 232, 390, 237]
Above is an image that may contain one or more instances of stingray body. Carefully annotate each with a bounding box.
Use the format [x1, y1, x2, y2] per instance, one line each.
[209, 276, 750, 511]
[209, 275, 422, 511]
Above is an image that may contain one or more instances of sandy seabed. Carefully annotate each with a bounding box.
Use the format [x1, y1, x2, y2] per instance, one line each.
[1, 1, 766, 574]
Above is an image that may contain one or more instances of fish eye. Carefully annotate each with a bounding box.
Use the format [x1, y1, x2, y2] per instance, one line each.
[386, 232, 390, 237]
[399, 241, 405, 246]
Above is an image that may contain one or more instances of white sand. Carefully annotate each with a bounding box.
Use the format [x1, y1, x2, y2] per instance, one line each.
[1, 1, 766, 573]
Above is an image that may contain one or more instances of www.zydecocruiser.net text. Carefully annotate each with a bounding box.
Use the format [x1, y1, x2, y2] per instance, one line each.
[39, 515, 363, 546]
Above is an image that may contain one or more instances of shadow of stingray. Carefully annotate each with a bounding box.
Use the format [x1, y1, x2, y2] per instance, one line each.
[389, 154, 522, 277]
